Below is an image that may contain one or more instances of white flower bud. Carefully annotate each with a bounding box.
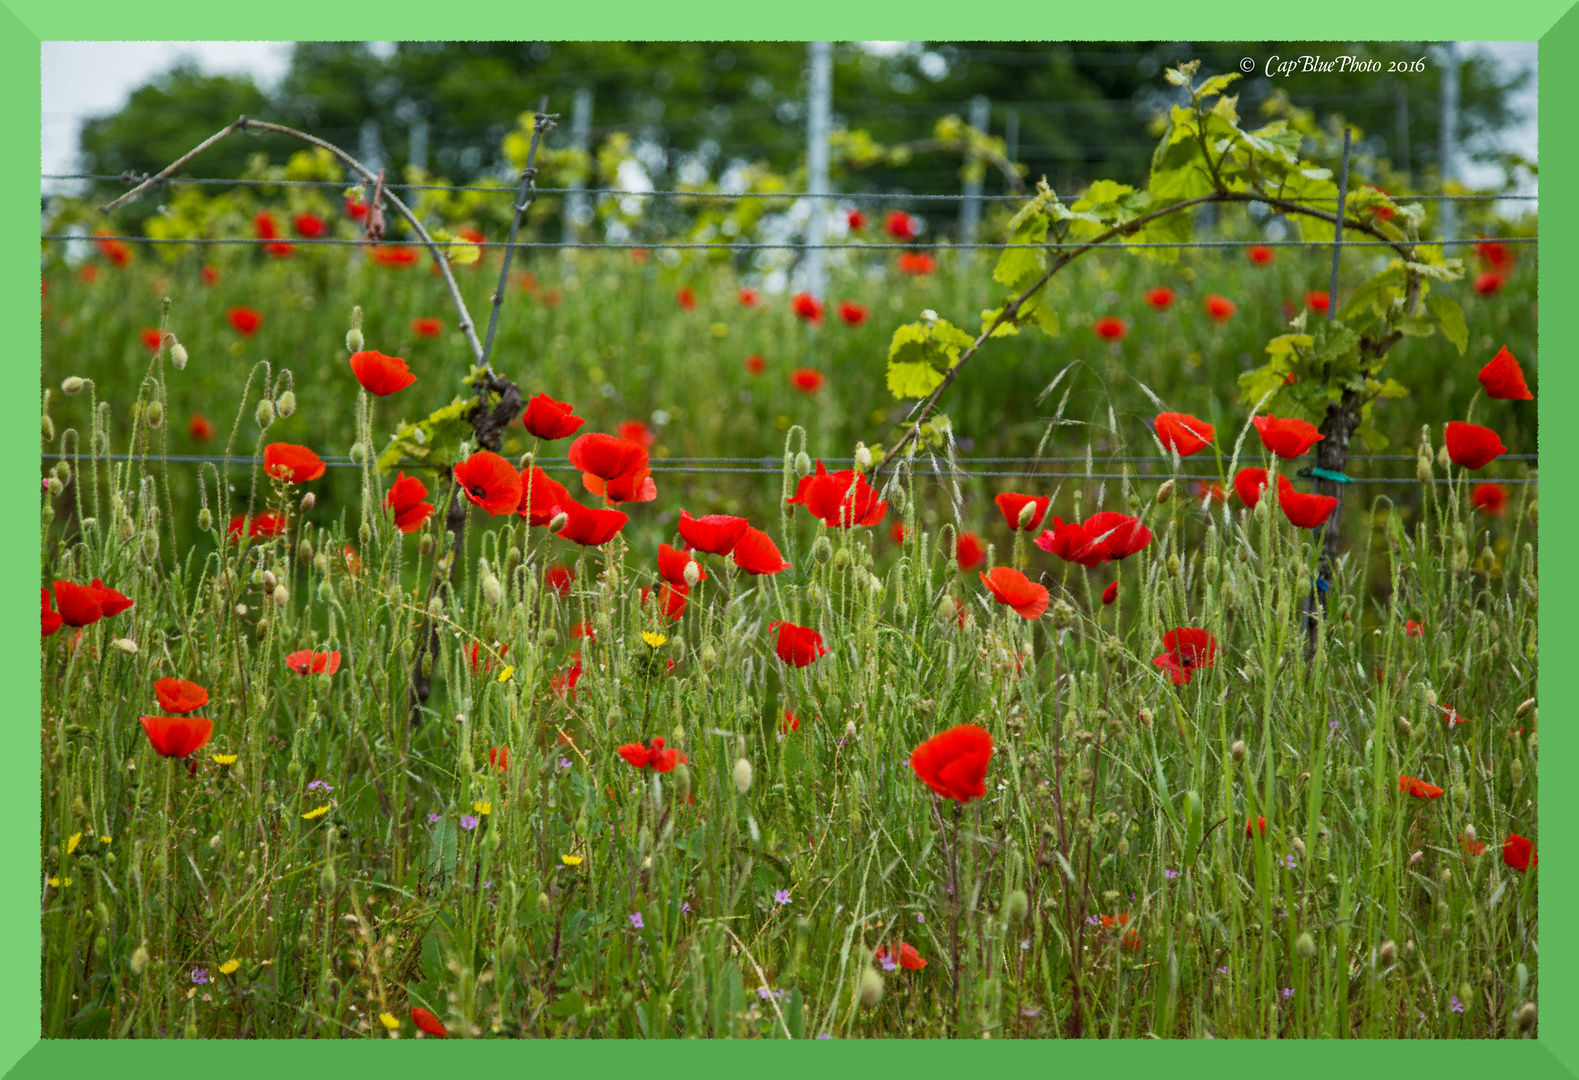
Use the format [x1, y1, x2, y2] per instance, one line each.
[854, 443, 872, 470]
[1017, 502, 1036, 528]
[61, 376, 86, 395]
[273, 585, 289, 606]
[683, 560, 702, 587]
[732, 758, 753, 794]
[112, 637, 138, 655]
[859, 967, 884, 1007]
[482, 575, 502, 605]
[170, 342, 188, 370]
[276, 391, 296, 418]
[1230, 740, 1247, 763]
[300, 492, 315, 513]
[794, 451, 812, 476]
[255, 399, 275, 428]
[845, 720, 858, 741]
[346, 328, 365, 353]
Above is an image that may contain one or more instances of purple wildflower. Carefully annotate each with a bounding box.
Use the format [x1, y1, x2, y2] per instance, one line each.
[629, 911, 644, 929]
[306, 779, 334, 792]
[426, 813, 440, 824]
[191, 969, 209, 985]
[559, 757, 571, 769]
[915, 913, 925, 923]
[1164, 868, 1179, 879]
[1021, 1006, 1039, 1018]
[1450, 995, 1464, 1013]
[459, 815, 479, 831]
[1282, 987, 1295, 998]
[879, 955, 898, 972]
[774, 889, 791, 906]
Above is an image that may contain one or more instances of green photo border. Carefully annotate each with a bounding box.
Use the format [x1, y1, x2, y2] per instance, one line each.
[6, 5, 1569, 1074]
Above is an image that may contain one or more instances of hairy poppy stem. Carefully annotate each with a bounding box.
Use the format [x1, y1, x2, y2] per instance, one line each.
[950, 801, 963, 1036]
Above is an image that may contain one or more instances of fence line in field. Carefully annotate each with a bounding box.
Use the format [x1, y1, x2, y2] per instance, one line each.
[42, 173, 1539, 205]
[39, 453, 1537, 485]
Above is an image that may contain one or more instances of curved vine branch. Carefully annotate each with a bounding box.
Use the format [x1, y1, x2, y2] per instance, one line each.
[874, 188, 1420, 481]
[100, 116, 489, 368]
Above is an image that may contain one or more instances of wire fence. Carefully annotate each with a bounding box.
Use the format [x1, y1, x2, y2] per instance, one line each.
[39, 453, 1537, 485]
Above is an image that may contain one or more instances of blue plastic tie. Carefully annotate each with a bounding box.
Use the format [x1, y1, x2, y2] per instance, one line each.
[1310, 467, 1352, 485]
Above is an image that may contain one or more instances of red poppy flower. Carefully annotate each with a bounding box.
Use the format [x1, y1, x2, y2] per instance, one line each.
[454, 451, 524, 516]
[909, 724, 993, 804]
[846, 209, 868, 232]
[1102, 580, 1119, 605]
[651, 581, 690, 622]
[292, 212, 326, 238]
[200, 264, 220, 286]
[786, 461, 888, 528]
[890, 523, 907, 544]
[188, 414, 215, 442]
[52, 581, 103, 627]
[1092, 316, 1127, 341]
[677, 511, 748, 556]
[738, 288, 760, 307]
[1253, 415, 1323, 459]
[885, 210, 918, 241]
[286, 650, 341, 675]
[1204, 294, 1237, 322]
[1474, 271, 1505, 297]
[569, 621, 596, 642]
[85, 578, 132, 618]
[344, 194, 368, 220]
[553, 499, 629, 547]
[385, 472, 435, 533]
[618, 420, 655, 449]
[1399, 774, 1444, 799]
[226, 512, 288, 543]
[837, 301, 869, 328]
[1472, 482, 1508, 517]
[1100, 914, 1143, 952]
[1193, 481, 1227, 505]
[1275, 474, 1338, 529]
[1443, 421, 1506, 470]
[468, 641, 509, 673]
[896, 252, 936, 276]
[539, 288, 562, 308]
[370, 245, 419, 268]
[79, 262, 101, 283]
[140, 327, 164, 351]
[411, 1007, 447, 1037]
[264, 443, 326, 485]
[1476, 239, 1515, 272]
[744, 354, 767, 375]
[1460, 834, 1487, 856]
[732, 527, 790, 575]
[1083, 512, 1152, 560]
[1246, 245, 1275, 266]
[1502, 833, 1536, 873]
[155, 677, 209, 715]
[777, 709, 801, 735]
[1146, 286, 1175, 310]
[1405, 619, 1423, 637]
[94, 230, 130, 268]
[489, 745, 510, 771]
[545, 565, 574, 596]
[979, 566, 1050, 620]
[1154, 412, 1215, 456]
[227, 306, 262, 336]
[956, 532, 985, 571]
[629, 248, 649, 265]
[253, 211, 281, 240]
[874, 942, 927, 970]
[520, 394, 585, 440]
[1478, 345, 1532, 400]
[263, 241, 295, 259]
[139, 715, 214, 759]
[1034, 518, 1110, 568]
[1246, 816, 1267, 836]
[1233, 467, 1268, 508]
[409, 317, 442, 339]
[769, 622, 827, 667]
[618, 736, 686, 773]
[675, 286, 697, 311]
[657, 542, 704, 586]
[790, 368, 825, 394]
[1305, 290, 1331, 315]
[568, 434, 656, 504]
[1152, 628, 1217, 685]
[347, 350, 416, 397]
[994, 493, 1049, 532]
[41, 588, 62, 637]
[792, 293, 825, 324]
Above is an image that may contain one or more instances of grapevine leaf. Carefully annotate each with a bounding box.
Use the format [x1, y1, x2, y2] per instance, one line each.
[1426, 294, 1468, 355]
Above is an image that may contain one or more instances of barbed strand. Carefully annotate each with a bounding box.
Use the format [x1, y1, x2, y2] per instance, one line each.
[41, 233, 1539, 251]
[41, 173, 1539, 204]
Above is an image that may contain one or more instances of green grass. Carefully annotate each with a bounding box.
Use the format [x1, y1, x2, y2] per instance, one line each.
[38, 242, 1538, 1039]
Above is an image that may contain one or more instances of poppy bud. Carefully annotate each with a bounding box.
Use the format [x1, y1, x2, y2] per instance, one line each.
[1409, 850, 1424, 868]
[1166, 553, 1181, 577]
[845, 720, 858, 741]
[1291, 837, 1306, 858]
[683, 560, 702, 587]
[1518, 1002, 1537, 1032]
[1437, 443, 1451, 470]
[1137, 708, 1153, 729]
[854, 443, 873, 470]
[171, 342, 188, 370]
[1296, 932, 1316, 960]
[1005, 889, 1028, 925]
[699, 642, 717, 669]
[1050, 599, 1076, 628]
[263, 570, 278, 590]
[62, 376, 86, 395]
[537, 892, 551, 916]
[859, 966, 884, 1007]
[810, 536, 834, 565]
[113, 637, 137, 655]
[1416, 449, 1433, 485]
[549, 511, 569, 532]
[1510, 758, 1523, 787]
[500, 934, 519, 966]
[1440, 867, 1452, 886]
[277, 391, 296, 418]
[419, 534, 434, 557]
[255, 399, 275, 429]
[831, 548, 850, 571]
[301, 492, 316, 513]
[1376, 940, 1396, 966]
[314, 553, 330, 575]
[146, 401, 164, 428]
[130, 943, 150, 975]
[1230, 740, 1247, 763]
[483, 575, 502, 605]
[119, 515, 136, 541]
[541, 627, 558, 647]
[1155, 479, 1174, 504]
[42, 414, 55, 441]
[795, 452, 812, 476]
[733, 758, 753, 794]
[347, 328, 365, 353]
[47, 477, 63, 497]
[273, 585, 289, 607]
[1463, 823, 1477, 844]
[349, 443, 366, 465]
[428, 597, 444, 618]
[94, 900, 110, 928]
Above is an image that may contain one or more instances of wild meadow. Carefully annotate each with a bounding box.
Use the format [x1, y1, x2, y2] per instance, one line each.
[39, 63, 1538, 1039]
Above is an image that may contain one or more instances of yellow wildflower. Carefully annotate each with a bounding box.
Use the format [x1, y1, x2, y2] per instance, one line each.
[48, 876, 72, 888]
[561, 855, 584, 867]
[67, 832, 81, 856]
[219, 958, 241, 976]
[379, 1012, 401, 1031]
[301, 806, 329, 821]
[212, 753, 238, 766]
[99, 836, 112, 845]
[642, 632, 667, 648]
[473, 801, 492, 816]
[497, 665, 515, 684]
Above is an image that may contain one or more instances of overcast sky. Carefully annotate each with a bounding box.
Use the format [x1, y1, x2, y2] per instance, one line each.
[41, 40, 1537, 189]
